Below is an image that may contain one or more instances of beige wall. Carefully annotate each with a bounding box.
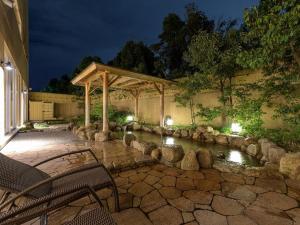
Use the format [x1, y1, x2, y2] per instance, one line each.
[29, 92, 84, 120]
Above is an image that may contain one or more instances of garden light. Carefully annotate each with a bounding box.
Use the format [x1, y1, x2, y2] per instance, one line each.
[231, 123, 242, 134]
[1, 61, 13, 71]
[126, 115, 134, 122]
[166, 118, 173, 126]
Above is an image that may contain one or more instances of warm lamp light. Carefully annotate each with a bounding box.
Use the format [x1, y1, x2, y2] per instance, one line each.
[126, 115, 134, 122]
[166, 118, 173, 126]
[231, 123, 242, 134]
[165, 137, 175, 145]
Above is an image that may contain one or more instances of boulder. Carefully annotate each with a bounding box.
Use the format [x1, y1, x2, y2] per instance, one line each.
[143, 126, 153, 133]
[123, 133, 136, 147]
[215, 135, 228, 145]
[196, 126, 206, 133]
[77, 131, 87, 140]
[244, 137, 257, 146]
[86, 129, 97, 141]
[131, 140, 157, 155]
[115, 126, 122, 131]
[95, 131, 112, 142]
[24, 122, 34, 129]
[109, 122, 117, 130]
[229, 136, 245, 148]
[165, 129, 174, 136]
[247, 144, 259, 156]
[151, 149, 162, 160]
[153, 126, 165, 135]
[133, 123, 142, 131]
[268, 146, 286, 164]
[213, 130, 220, 136]
[207, 126, 214, 133]
[173, 129, 181, 138]
[93, 122, 102, 130]
[259, 139, 274, 158]
[181, 151, 199, 171]
[203, 133, 215, 143]
[192, 132, 200, 140]
[72, 126, 78, 135]
[67, 122, 75, 131]
[162, 145, 184, 163]
[197, 149, 214, 169]
[181, 129, 189, 138]
[280, 153, 300, 180]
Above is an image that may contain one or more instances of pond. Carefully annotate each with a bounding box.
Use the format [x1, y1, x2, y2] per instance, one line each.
[115, 131, 261, 167]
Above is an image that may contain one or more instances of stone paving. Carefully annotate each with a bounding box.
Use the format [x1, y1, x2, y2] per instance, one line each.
[1, 129, 300, 225]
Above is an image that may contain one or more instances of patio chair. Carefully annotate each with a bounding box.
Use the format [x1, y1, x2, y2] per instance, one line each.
[0, 149, 119, 223]
[0, 185, 117, 225]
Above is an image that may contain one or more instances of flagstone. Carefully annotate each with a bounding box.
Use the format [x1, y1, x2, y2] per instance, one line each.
[168, 197, 195, 212]
[159, 187, 182, 199]
[149, 205, 183, 225]
[140, 190, 167, 213]
[211, 195, 245, 216]
[194, 210, 227, 225]
[128, 182, 154, 197]
[183, 190, 213, 205]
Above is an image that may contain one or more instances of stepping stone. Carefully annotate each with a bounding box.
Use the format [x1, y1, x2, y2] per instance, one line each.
[227, 215, 258, 225]
[128, 182, 153, 197]
[176, 177, 195, 191]
[112, 208, 152, 225]
[168, 197, 195, 212]
[194, 210, 227, 225]
[222, 173, 245, 184]
[211, 195, 244, 216]
[255, 178, 287, 193]
[195, 179, 220, 191]
[254, 192, 298, 210]
[140, 190, 167, 213]
[183, 190, 213, 205]
[245, 205, 293, 225]
[144, 175, 160, 185]
[159, 176, 176, 187]
[159, 187, 182, 199]
[182, 212, 194, 223]
[149, 205, 183, 225]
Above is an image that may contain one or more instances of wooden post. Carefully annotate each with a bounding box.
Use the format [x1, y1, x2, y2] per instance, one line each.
[85, 82, 90, 127]
[102, 72, 109, 132]
[160, 84, 164, 127]
[134, 90, 139, 121]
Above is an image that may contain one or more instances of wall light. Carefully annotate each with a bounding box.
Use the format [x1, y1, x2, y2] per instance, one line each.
[1, 61, 13, 71]
[166, 118, 174, 126]
[231, 123, 242, 134]
[126, 115, 134, 122]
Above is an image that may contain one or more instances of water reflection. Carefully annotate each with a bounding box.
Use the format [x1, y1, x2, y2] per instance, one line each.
[227, 150, 243, 164]
[165, 137, 175, 145]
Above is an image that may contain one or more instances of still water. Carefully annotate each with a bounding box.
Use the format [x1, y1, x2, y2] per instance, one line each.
[116, 131, 261, 167]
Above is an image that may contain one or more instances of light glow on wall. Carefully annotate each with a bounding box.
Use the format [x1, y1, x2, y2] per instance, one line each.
[166, 118, 174, 126]
[126, 115, 134, 122]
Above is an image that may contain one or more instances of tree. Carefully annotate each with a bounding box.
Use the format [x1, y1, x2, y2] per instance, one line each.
[109, 41, 155, 75]
[72, 56, 102, 77]
[183, 20, 242, 125]
[153, 4, 214, 78]
[237, 0, 300, 149]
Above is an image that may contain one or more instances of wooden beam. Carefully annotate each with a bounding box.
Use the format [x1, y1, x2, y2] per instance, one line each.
[85, 82, 91, 127]
[108, 76, 121, 87]
[153, 82, 162, 94]
[102, 72, 109, 132]
[160, 84, 164, 127]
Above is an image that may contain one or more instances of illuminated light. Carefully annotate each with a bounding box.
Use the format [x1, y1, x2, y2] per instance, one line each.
[127, 131, 132, 134]
[228, 150, 243, 164]
[165, 137, 175, 145]
[166, 118, 173, 126]
[126, 115, 134, 122]
[231, 123, 242, 134]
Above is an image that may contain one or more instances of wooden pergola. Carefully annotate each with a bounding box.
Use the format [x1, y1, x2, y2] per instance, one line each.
[71, 63, 174, 132]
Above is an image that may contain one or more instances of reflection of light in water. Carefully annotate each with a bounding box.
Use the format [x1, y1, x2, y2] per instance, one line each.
[165, 137, 175, 145]
[127, 131, 132, 134]
[228, 150, 243, 164]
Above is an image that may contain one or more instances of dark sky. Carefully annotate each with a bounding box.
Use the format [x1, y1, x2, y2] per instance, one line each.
[29, 0, 258, 91]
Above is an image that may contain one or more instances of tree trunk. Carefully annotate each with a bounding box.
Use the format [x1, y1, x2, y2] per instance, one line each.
[220, 80, 227, 126]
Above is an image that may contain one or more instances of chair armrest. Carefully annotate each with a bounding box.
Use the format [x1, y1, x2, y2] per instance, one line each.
[0, 185, 102, 224]
[0, 163, 105, 211]
[33, 149, 99, 167]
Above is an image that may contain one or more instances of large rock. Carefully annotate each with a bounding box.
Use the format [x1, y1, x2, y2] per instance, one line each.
[215, 135, 228, 145]
[181, 130, 189, 138]
[151, 149, 162, 160]
[268, 146, 286, 164]
[95, 131, 112, 142]
[86, 129, 97, 141]
[143, 126, 153, 133]
[133, 123, 142, 131]
[196, 126, 206, 133]
[197, 149, 213, 169]
[77, 131, 87, 140]
[229, 136, 245, 148]
[181, 151, 199, 171]
[192, 132, 200, 140]
[162, 145, 184, 163]
[280, 153, 300, 180]
[123, 133, 136, 147]
[244, 137, 257, 146]
[247, 144, 259, 156]
[153, 126, 165, 135]
[173, 129, 181, 138]
[259, 138, 275, 160]
[202, 133, 215, 143]
[131, 140, 157, 155]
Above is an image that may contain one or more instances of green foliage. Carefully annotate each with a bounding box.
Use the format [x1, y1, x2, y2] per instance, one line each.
[195, 105, 221, 122]
[91, 103, 131, 125]
[108, 41, 156, 75]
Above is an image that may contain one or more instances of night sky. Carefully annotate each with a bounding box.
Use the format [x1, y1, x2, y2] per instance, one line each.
[29, 0, 259, 91]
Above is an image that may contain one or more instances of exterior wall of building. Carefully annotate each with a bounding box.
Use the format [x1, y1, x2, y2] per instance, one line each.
[0, 0, 29, 147]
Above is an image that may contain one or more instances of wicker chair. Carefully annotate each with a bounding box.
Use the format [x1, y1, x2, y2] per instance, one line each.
[0, 185, 117, 225]
[0, 149, 119, 224]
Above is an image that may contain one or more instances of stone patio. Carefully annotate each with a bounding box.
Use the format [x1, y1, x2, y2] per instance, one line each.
[1, 128, 299, 225]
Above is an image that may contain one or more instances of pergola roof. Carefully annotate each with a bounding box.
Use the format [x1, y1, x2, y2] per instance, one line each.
[71, 62, 175, 91]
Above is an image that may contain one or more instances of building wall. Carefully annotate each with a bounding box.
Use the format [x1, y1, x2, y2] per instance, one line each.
[0, 0, 29, 146]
